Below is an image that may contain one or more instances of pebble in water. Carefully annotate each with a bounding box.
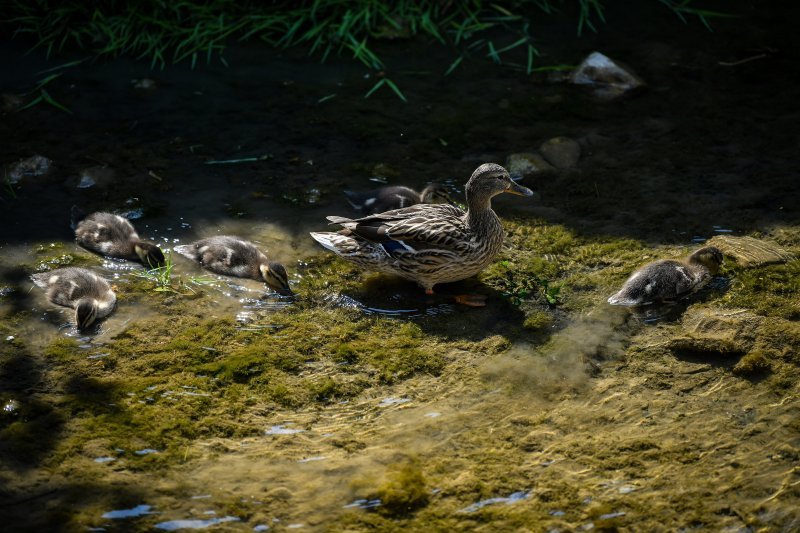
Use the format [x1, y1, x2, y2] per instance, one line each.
[102, 504, 153, 519]
[459, 490, 530, 513]
[265, 425, 304, 435]
[154, 516, 240, 530]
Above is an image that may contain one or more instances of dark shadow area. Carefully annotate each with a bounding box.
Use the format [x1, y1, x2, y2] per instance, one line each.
[0, 266, 37, 316]
[0, 481, 150, 532]
[1, 1, 798, 249]
[0, 343, 65, 470]
[329, 273, 532, 342]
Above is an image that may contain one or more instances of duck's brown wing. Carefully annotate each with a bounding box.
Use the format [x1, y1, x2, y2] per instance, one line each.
[326, 204, 468, 253]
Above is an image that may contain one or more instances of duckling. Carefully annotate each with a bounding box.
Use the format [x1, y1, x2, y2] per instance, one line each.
[607, 246, 723, 306]
[72, 207, 166, 268]
[343, 183, 452, 215]
[30, 267, 117, 330]
[173, 236, 292, 295]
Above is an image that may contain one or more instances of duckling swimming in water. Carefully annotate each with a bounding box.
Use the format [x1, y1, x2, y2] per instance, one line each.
[31, 267, 117, 330]
[173, 236, 292, 295]
[343, 183, 452, 215]
[72, 207, 166, 268]
[608, 246, 723, 306]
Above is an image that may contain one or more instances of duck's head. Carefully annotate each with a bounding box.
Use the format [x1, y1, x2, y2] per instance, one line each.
[420, 183, 454, 205]
[259, 261, 293, 296]
[75, 299, 97, 330]
[465, 163, 533, 204]
[135, 242, 167, 269]
[689, 246, 724, 274]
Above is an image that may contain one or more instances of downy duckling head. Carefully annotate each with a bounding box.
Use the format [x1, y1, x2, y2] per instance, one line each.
[135, 242, 167, 268]
[465, 163, 533, 204]
[76, 299, 98, 330]
[420, 183, 454, 205]
[689, 246, 724, 274]
[259, 261, 293, 296]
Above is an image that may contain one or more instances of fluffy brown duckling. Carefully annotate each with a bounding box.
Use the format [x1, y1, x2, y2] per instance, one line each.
[31, 267, 117, 330]
[608, 246, 724, 306]
[343, 183, 452, 215]
[72, 207, 166, 268]
[173, 235, 292, 295]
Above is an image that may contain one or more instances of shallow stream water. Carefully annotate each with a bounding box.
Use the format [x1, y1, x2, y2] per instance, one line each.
[2, 2, 800, 531]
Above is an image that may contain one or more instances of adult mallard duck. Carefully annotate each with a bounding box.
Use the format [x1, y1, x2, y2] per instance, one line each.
[31, 267, 117, 330]
[72, 207, 166, 268]
[310, 163, 533, 305]
[608, 246, 723, 306]
[344, 183, 452, 215]
[173, 235, 292, 295]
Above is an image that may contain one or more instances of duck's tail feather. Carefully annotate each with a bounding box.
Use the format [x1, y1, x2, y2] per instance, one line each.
[326, 215, 355, 225]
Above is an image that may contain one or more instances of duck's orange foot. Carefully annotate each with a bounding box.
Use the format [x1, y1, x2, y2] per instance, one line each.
[454, 294, 487, 307]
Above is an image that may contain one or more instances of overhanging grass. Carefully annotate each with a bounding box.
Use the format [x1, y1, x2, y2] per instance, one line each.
[5, 1, 726, 77]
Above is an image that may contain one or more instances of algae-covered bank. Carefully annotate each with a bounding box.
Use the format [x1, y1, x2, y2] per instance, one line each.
[2, 2, 800, 531]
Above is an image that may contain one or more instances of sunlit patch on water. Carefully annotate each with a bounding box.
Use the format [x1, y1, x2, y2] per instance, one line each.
[265, 425, 304, 435]
[101, 504, 154, 519]
[343, 498, 382, 510]
[154, 516, 240, 530]
[101, 258, 142, 272]
[322, 292, 454, 319]
[3, 399, 20, 414]
[297, 456, 326, 463]
[378, 397, 410, 407]
[134, 448, 159, 456]
[459, 490, 530, 513]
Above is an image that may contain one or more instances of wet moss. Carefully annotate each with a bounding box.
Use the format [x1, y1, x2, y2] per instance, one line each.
[374, 459, 429, 517]
[43, 337, 82, 360]
[721, 260, 800, 319]
[732, 350, 771, 377]
[523, 310, 554, 331]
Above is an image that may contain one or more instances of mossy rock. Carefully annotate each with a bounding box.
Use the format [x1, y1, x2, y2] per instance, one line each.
[707, 235, 795, 267]
[374, 459, 429, 516]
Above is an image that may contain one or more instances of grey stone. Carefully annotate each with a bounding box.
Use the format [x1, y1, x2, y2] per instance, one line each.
[74, 166, 116, 189]
[7, 155, 52, 184]
[505, 152, 555, 179]
[571, 51, 646, 99]
[539, 137, 581, 169]
[707, 235, 796, 267]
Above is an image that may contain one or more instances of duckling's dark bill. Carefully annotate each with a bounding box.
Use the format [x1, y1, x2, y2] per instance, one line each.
[506, 182, 534, 196]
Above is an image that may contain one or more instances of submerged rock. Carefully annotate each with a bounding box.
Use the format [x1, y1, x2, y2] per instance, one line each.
[132, 78, 157, 90]
[73, 166, 116, 189]
[2, 93, 24, 112]
[7, 154, 52, 184]
[707, 235, 796, 267]
[506, 152, 555, 180]
[539, 137, 581, 169]
[571, 51, 645, 99]
[667, 307, 762, 357]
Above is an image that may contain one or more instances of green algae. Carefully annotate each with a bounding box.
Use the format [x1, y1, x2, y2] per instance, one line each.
[721, 260, 800, 319]
[3, 220, 800, 531]
[374, 459, 430, 516]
